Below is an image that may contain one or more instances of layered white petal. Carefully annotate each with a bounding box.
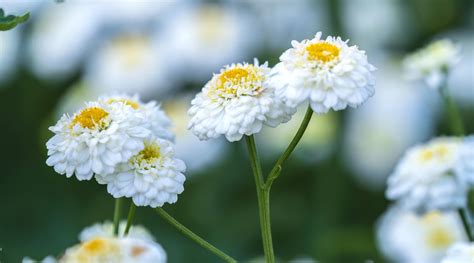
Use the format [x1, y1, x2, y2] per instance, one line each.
[79, 221, 154, 243]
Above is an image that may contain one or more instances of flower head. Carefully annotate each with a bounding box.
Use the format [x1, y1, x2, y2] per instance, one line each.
[96, 137, 186, 208]
[79, 221, 155, 243]
[403, 39, 460, 89]
[441, 242, 474, 263]
[61, 237, 166, 263]
[188, 59, 295, 142]
[46, 101, 152, 180]
[270, 32, 376, 114]
[377, 207, 467, 263]
[386, 137, 467, 212]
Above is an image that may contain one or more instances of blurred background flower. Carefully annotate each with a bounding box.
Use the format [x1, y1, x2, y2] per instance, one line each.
[0, 0, 473, 262]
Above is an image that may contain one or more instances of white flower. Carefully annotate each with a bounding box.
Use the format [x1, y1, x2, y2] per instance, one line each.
[79, 221, 154, 243]
[441, 242, 474, 263]
[85, 32, 176, 97]
[403, 39, 460, 89]
[46, 101, 151, 181]
[343, 65, 438, 190]
[160, 4, 262, 82]
[376, 207, 467, 263]
[163, 95, 227, 172]
[61, 237, 166, 263]
[100, 94, 174, 141]
[188, 60, 295, 142]
[455, 135, 474, 186]
[386, 137, 467, 212]
[96, 137, 186, 208]
[27, 2, 102, 80]
[270, 31, 376, 114]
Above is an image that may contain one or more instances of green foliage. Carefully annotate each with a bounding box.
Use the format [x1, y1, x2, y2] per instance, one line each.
[0, 8, 29, 31]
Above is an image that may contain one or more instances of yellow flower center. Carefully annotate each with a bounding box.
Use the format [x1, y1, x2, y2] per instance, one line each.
[107, 98, 140, 109]
[418, 144, 450, 162]
[425, 227, 454, 249]
[132, 142, 161, 166]
[71, 107, 109, 129]
[83, 238, 107, 254]
[212, 66, 262, 97]
[306, 42, 340, 62]
[112, 36, 150, 69]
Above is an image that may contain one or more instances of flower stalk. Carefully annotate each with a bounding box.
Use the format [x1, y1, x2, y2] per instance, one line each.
[113, 198, 123, 236]
[245, 105, 313, 262]
[245, 135, 275, 263]
[155, 207, 237, 263]
[439, 79, 473, 241]
[124, 202, 136, 236]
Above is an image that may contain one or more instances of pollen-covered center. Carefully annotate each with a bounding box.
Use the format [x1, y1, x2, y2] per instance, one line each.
[211, 66, 263, 98]
[425, 227, 454, 249]
[71, 107, 109, 129]
[418, 144, 450, 163]
[131, 142, 161, 168]
[112, 36, 150, 69]
[306, 42, 340, 63]
[108, 98, 140, 109]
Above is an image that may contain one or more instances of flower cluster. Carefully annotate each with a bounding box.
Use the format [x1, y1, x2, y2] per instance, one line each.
[188, 32, 376, 142]
[46, 94, 185, 208]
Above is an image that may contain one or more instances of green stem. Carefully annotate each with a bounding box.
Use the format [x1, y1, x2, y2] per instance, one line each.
[439, 78, 472, 241]
[266, 105, 314, 188]
[113, 198, 123, 236]
[440, 84, 465, 136]
[458, 208, 473, 241]
[155, 208, 237, 263]
[245, 135, 275, 263]
[124, 202, 136, 236]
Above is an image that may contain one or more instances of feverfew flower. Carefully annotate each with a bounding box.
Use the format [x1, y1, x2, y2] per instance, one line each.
[101, 94, 174, 141]
[386, 137, 467, 212]
[61, 237, 166, 263]
[96, 137, 186, 208]
[441, 242, 474, 263]
[79, 221, 154, 242]
[188, 60, 295, 142]
[403, 39, 460, 89]
[271, 32, 376, 114]
[455, 135, 474, 186]
[85, 33, 175, 97]
[22, 256, 56, 263]
[377, 207, 467, 263]
[46, 101, 151, 181]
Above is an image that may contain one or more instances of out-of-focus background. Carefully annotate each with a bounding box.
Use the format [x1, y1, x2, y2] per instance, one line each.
[0, 0, 473, 262]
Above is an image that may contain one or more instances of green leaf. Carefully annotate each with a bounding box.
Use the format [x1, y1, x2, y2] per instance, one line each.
[0, 8, 30, 31]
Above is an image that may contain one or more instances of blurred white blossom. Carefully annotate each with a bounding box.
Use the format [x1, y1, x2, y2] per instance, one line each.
[160, 4, 262, 83]
[344, 64, 438, 190]
[27, 2, 103, 80]
[403, 39, 460, 89]
[441, 242, 474, 263]
[376, 207, 467, 263]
